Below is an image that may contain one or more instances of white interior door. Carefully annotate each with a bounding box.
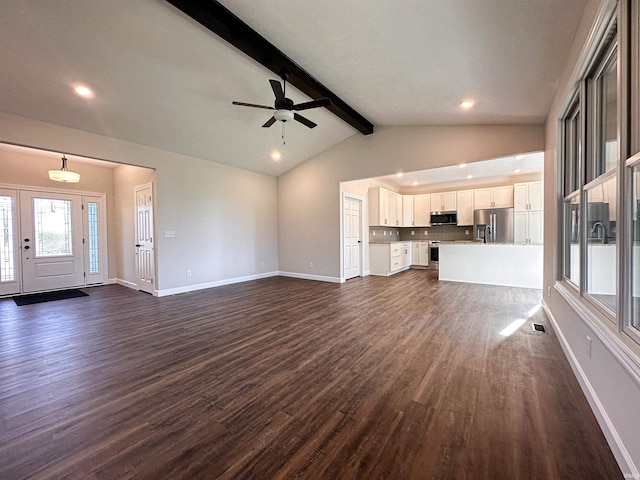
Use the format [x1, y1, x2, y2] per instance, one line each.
[0, 189, 20, 295]
[135, 184, 155, 294]
[19, 190, 85, 293]
[343, 196, 362, 280]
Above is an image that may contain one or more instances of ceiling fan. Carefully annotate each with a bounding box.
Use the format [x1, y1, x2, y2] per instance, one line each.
[232, 72, 332, 129]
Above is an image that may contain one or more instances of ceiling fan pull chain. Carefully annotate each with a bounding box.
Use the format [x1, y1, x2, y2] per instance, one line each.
[282, 122, 286, 145]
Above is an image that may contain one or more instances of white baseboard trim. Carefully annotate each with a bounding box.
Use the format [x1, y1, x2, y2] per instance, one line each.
[542, 301, 638, 479]
[115, 278, 138, 290]
[105, 278, 118, 285]
[277, 271, 342, 283]
[156, 271, 279, 297]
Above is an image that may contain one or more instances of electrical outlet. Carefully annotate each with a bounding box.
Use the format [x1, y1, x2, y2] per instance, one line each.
[186, 270, 192, 277]
[373, 231, 376, 236]
[309, 262, 314, 269]
[547, 286, 551, 297]
[411, 230, 415, 235]
[587, 336, 592, 358]
[465, 229, 469, 235]
[383, 231, 387, 235]
[424, 230, 428, 235]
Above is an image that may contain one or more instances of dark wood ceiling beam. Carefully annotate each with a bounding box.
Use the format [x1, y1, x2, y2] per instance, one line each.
[165, 0, 374, 135]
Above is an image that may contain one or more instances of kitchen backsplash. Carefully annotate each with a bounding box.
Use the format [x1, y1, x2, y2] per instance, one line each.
[369, 225, 473, 243]
[369, 227, 401, 243]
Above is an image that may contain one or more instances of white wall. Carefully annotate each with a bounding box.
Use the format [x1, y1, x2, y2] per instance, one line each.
[0, 112, 279, 295]
[112, 164, 155, 286]
[543, 0, 640, 475]
[279, 125, 545, 280]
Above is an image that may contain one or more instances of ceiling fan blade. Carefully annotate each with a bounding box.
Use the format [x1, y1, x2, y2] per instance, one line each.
[293, 97, 332, 111]
[269, 79, 284, 101]
[262, 116, 277, 128]
[294, 113, 317, 129]
[232, 101, 274, 110]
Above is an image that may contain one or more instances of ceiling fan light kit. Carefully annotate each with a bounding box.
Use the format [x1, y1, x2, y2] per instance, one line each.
[48, 154, 80, 183]
[274, 110, 294, 122]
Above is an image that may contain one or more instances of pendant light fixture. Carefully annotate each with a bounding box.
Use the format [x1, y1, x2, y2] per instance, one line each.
[48, 154, 80, 183]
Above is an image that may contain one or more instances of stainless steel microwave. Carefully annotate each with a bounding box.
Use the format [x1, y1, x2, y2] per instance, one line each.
[430, 211, 457, 225]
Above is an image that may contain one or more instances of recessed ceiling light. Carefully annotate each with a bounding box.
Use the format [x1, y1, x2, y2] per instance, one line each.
[516, 154, 525, 160]
[459, 164, 467, 169]
[412, 181, 418, 186]
[466, 174, 474, 179]
[396, 172, 404, 177]
[513, 168, 521, 173]
[270, 151, 282, 161]
[459, 99, 475, 109]
[73, 84, 94, 98]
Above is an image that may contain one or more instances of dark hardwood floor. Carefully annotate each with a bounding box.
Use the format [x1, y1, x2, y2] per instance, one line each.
[0, 270, 622, 479]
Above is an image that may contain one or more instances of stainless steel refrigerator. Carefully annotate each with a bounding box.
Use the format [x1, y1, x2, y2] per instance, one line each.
[474, 208, 514, 243]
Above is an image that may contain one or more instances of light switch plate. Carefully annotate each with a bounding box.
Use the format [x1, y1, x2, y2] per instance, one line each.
[164, 230, 175, 238]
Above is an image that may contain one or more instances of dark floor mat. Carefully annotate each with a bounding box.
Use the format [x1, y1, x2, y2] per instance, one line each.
[13, 289, 89, 306]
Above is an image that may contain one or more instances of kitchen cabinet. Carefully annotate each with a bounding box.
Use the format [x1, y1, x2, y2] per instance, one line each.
[370, 242, 411, 276]
[430, 191, 456, 212]
[514, 210, 544, 244]
[514, 181, 543, 245]
[393, 192, 403, 226]
[474, 186, 514, 209]
[412, 241, 429, 266]
[456, 190, 474, 226]
[402, 195, 414, 226]
[369, 187, 400, 226]
[414, 194, 431, 226]
[514, 181, 543, 211]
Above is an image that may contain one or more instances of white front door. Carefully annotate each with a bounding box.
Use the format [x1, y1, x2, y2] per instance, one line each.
[343, 196, 362, 280]
[135, 184, 155, 294]
[0, 189, 21, 295]
[19, 191, 85, 292]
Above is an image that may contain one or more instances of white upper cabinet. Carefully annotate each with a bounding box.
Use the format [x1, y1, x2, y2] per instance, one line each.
[393, 192, 403, 226]
[492, 185, 514, 208]
[474, 186, 514, 209]
[368, 187, 391, 226]
[369, 187, 403, 226]
[473, 188, 493, 209]
[414, 194, 431, 226]
[514, 181, 543, 211]
[456, 190, 474, 226]
[402, 195, 414, 227]
[431, 191, 456, 211]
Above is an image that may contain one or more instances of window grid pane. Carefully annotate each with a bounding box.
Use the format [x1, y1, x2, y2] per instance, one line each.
[34, 198, 73, 257]
[563, 195, 580, 287]
[87, 202, 99, 274]
[585, 177, 617, 313]
[0, 196, 15, 282]
[631, 165, 640, 332]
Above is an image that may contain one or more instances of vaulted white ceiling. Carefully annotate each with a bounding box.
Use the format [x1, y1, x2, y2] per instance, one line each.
[0, 0, 587, 176]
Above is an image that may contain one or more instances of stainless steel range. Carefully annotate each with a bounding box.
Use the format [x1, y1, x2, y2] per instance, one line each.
[428, 241, 439, 270]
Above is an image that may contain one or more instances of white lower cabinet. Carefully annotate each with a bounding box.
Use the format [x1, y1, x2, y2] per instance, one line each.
[412, 241, 429, 266]
[370, 242, 411, 276]
[514, 211, 544, 244]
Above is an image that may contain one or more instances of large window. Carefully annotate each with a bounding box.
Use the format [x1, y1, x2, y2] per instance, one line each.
[559, 1, 640, 346]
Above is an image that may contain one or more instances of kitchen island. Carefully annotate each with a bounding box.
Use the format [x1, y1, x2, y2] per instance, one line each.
[439, 243, 543, 289]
